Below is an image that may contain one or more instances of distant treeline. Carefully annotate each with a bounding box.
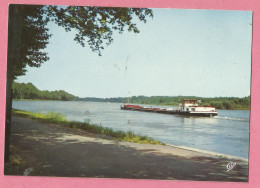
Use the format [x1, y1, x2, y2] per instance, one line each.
[12, 82, 78, 101]
[12, 82, 250, 109]
[80, 95, 250, 110]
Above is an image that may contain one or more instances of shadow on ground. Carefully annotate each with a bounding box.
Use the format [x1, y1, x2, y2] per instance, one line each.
[5, 117, 248, 182]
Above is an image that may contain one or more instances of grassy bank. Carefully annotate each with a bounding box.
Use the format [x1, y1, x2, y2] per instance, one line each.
[12, 109, 164, 145]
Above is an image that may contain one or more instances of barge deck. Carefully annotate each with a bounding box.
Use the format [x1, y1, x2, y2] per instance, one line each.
[120, 100, 218, 117]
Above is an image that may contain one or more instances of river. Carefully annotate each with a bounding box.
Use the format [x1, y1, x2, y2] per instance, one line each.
[12, 101, 250, 159]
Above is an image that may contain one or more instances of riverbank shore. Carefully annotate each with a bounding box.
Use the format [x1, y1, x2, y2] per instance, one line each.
[12, 109, 164, 145]
[5, 116, 248, 181]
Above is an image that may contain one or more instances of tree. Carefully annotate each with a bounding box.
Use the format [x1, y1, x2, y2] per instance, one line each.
[5, 4, 153, 162]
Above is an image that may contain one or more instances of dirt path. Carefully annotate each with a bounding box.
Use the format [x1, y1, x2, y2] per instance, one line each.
[6, 116, 248, 181]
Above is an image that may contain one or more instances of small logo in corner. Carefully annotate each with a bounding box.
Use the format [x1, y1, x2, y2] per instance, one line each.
[227, 162, 236, 172]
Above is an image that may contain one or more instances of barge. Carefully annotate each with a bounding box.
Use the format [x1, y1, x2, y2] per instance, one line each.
[120, 99, 218, 117]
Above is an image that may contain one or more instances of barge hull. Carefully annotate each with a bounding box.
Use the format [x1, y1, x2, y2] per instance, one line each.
[121, 107, 218, 117]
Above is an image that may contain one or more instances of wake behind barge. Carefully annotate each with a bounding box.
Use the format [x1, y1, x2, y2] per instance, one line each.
[120, 99, 218, 117]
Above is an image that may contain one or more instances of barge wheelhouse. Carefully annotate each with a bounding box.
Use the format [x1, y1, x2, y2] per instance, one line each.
[179, 99, 218, 116]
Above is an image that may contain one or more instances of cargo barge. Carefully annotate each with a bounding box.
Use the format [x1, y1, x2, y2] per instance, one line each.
[120, 99, 218, 117]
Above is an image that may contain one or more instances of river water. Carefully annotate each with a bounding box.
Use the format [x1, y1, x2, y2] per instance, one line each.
[13, 101, 250, 159]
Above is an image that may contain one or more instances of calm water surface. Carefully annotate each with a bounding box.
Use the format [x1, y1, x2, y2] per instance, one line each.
[13, 101, 250, 158]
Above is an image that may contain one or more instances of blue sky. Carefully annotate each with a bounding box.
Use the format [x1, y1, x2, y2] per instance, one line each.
[17, 8, 252, 98]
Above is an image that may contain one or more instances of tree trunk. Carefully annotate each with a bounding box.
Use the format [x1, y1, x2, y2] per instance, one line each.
[4, 5, 23, 163]
[4, 76, 13, 163]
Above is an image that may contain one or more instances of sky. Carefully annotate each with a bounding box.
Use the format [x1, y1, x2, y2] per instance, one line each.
[17, 8, 252, 98]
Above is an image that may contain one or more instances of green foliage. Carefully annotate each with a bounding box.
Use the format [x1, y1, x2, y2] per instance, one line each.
[201, 97, 250, 110]
[8, 5, 153, 80]
[12, 82, 78, 101]
[81, 95, 250, 110]
[48, 6, 153, 56]
[8, 5, 51, 80]
[12, 109, 164, 145]
[12, 110, 67, 123]
[45, 112, 67, 122]
[6, 4, 153, 163]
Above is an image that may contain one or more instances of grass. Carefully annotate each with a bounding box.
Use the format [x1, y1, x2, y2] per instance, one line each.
[12, 109, 165, 145]
[4, 145, 28, 175]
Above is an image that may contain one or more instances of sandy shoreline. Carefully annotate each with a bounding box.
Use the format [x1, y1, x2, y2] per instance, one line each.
[5, 116, 248, 181]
